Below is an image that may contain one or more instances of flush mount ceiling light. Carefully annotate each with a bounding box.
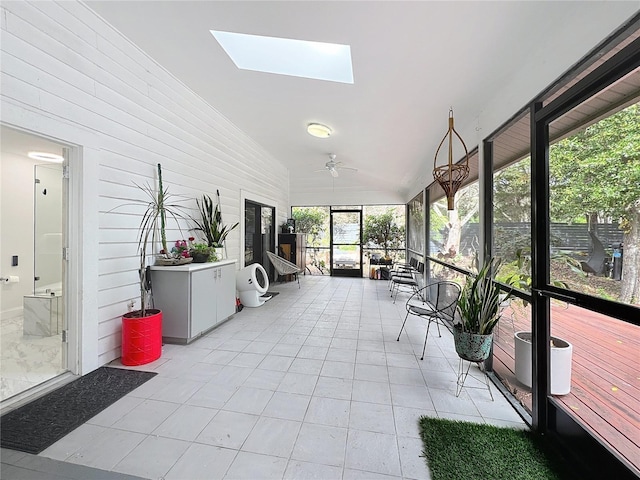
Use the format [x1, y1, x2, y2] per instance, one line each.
[307, 123, 332, 138]
[210, 30, 354, 84]
[28, 151, 64, 163]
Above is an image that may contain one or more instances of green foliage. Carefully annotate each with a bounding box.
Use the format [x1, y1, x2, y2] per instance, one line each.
[363, 208, 405, 257]
[192, 194, 238, 247]
[457, 256, 510, 335]
[292, 207, 328, 247]
[549, 103, 640, 228]
[502, 248, 583, 303]
[493, 160, 532, 223]
[189, 242, 217, 262]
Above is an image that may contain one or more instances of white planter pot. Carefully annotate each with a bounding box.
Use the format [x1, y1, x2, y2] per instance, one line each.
[213, 247, 224, 260]
[514, 331, 573, 395]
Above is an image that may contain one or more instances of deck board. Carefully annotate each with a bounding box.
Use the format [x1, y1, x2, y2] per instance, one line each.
[492, 303, 640, 475]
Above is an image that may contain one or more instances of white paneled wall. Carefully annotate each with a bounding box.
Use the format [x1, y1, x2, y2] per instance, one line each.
[1, 1, 289, 370]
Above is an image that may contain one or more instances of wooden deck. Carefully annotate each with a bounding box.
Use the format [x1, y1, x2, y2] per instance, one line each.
[492, 302, 640, 475]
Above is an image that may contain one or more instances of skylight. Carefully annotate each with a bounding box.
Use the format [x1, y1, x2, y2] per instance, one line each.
[210, 30, 354, 84]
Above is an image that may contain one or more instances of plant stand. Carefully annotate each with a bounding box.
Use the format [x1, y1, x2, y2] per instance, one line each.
[453, 329, 495, 401]
[456, 357, 494, 401]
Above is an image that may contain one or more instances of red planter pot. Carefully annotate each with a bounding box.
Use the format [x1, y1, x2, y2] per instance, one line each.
[121, 309, 162, 366]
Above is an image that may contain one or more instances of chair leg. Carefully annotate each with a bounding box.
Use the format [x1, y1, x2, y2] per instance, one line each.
[421, 321, 433, 360]
[397, 311, 410, 341]
[435, 319, 442, 338]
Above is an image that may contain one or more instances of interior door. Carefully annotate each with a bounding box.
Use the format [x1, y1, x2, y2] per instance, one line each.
[330, 209, 362, 277]
[244, 200, 275, 281]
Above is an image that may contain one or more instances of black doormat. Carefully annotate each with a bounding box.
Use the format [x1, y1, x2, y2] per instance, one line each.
[1, 367, 157, 454]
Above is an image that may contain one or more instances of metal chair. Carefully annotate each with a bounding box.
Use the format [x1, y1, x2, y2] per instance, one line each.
[390, 262, 424, 303]
[266, 251, 302, 288]
[387, 257, 418, 290]
[396, 281, 461, 360]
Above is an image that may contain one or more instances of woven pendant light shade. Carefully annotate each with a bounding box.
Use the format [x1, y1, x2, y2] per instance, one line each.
[433, 109, 470, 210]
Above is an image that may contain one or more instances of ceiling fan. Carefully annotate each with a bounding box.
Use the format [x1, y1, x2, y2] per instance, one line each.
[316, 154, 358, 177]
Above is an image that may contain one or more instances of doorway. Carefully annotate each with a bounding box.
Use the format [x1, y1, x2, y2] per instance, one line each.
[244, 199, 275, 282]
[330, 209, 363, 277]
[0, 126, 69, 402]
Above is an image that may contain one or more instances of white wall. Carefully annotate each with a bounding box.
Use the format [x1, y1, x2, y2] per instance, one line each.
[1, 1, 290, 372]
[0, 152, 37, 317]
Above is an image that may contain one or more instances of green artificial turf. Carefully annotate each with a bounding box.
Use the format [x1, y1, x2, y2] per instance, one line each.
[418, 417, 574, 480]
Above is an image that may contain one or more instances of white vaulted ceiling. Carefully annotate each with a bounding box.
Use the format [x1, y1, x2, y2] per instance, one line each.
[86, 1, 639, 205]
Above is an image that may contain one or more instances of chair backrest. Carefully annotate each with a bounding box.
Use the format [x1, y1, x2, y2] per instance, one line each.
[266, 251, 301, 275]
[428, 281, 461, 322]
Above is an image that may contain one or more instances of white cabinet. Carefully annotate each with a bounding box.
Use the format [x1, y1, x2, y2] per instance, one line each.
[150, 260, 236, 344]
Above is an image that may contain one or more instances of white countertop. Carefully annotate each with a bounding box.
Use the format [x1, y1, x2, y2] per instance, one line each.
[149, 259, 237, 271]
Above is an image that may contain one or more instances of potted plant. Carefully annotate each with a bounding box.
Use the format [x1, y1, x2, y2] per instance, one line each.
[503, 248, 574, 395]
[115, 163, 189, 365]
[188, 237, 218, 263]
[192, 190, 238, 259]
[454, 256, 511, 362]
[514, 331, 573, 395]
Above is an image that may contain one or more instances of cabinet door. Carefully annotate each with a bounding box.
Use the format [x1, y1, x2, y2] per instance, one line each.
[216, 264, 237, 322]
[191, 268, 217, 337]
[150, 270, 190, 339]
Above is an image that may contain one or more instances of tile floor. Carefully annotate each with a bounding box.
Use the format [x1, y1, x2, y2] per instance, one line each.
[0, 315, 65, 401]
[14, 276, 526, 479]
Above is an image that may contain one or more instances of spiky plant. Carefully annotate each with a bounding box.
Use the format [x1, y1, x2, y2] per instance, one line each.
[113, 163, 188, 317]
[457, 256, 511, 335]
[192, 191, 239, 248]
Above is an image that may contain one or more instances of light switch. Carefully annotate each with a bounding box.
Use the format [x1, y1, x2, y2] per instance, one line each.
[12, 255, 18, 266]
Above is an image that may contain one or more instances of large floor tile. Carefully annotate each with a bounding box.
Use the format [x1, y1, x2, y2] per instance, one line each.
[262, 391, 311, 421]
[222, 386, 274, 415]
[304, 396, 350, 428]
[291, 423, 348, 467]
[284, 460, 343, 480]
[349, 401, 395, 434]
[65, 428, 147, 471]
[111, 399, 179, 434]
[196, 410, 258, 449]
[241, 417, 301, 457]
[224, 451, 288, 480]
[152, 404, 218, 441]
[165, 443, 237, 480]
[351, 379, 392, 405]
[313, 376, 353, 400]
[345, 429, 402, 477]
[112, 436, 190, 479]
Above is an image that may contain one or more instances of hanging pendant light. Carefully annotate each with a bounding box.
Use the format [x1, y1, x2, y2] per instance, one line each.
[433, 108, 470, 210]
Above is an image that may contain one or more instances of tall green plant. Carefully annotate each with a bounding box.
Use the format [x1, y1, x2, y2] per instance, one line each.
[114, 164, 188, 316]
[457, 257, 510, 335]
[192, 192, 238, 247]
